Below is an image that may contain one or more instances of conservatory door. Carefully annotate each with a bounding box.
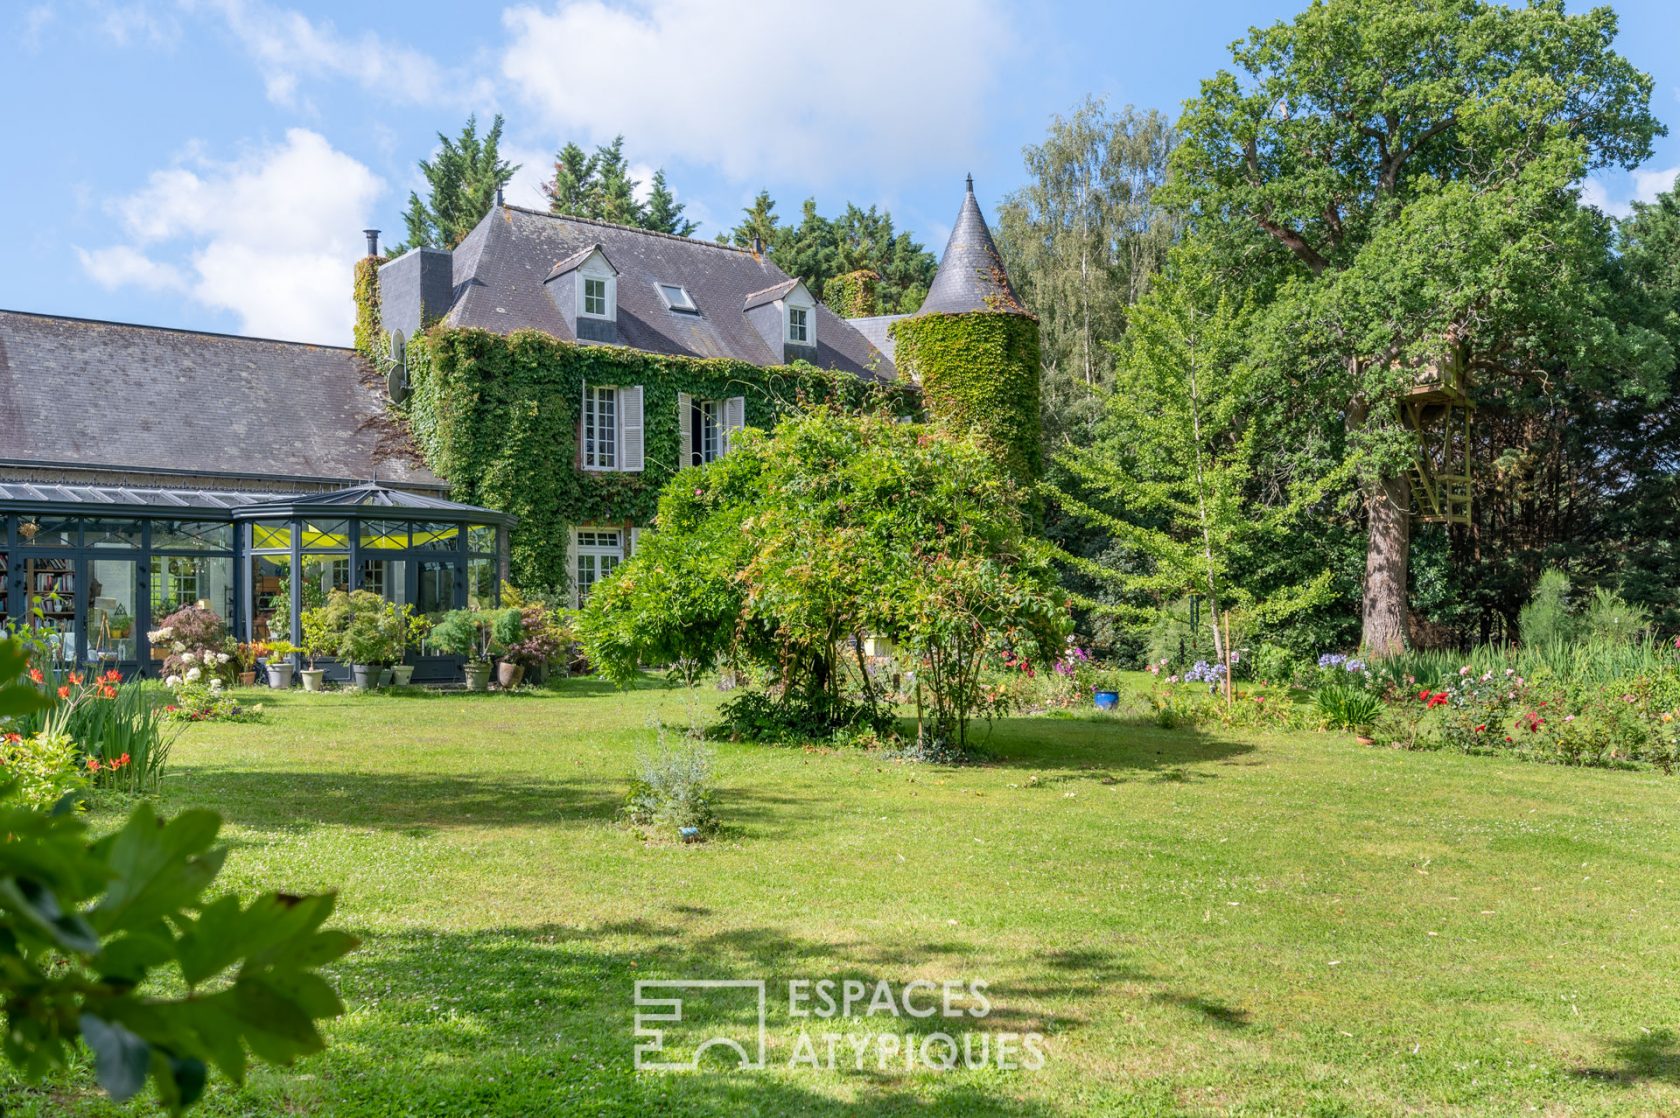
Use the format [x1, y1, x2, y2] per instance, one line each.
[86, 557, 140, 669]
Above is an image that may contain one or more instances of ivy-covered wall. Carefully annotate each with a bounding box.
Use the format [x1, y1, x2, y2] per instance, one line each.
[889, 311, 1042, 485]
[402, 326, 917, 590]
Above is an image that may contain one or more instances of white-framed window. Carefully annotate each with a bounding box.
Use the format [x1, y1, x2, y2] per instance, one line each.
[582, 276, 609, 317]
[583, 384, 617, 469]
[678, 393, 746, 467]
[787, 305, 810, 344]
[581, 383, 644, 472]
[572, 528, 624, 607]
[657, 283, 697, 313]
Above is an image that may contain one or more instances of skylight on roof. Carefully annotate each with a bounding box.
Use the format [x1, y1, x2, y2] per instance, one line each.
[656, 283, 698, 313]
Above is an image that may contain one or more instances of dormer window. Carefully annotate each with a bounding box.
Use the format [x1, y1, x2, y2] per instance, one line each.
[657, 283, 698, 314]
[583, 277, 609, 317]
[787, 306, 810, 344]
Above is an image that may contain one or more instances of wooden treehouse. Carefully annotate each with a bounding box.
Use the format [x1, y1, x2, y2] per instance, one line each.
[1401, 346, 1474, 526]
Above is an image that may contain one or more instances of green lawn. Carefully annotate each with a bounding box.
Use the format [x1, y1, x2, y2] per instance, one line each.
[8, 678, 1680, 1116]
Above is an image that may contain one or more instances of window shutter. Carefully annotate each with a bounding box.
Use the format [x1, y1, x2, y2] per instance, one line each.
[565, 529, 579, 609]
[579, 381, 590, 469]
[620, 385, 644, 472]
[629, 526, 641, 556]
[677, 392, 692, 468]
[724, 395, 746, 454]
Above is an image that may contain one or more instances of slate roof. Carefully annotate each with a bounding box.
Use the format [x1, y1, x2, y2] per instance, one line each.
[0, 310, 440, 489]
[918, 176, 1028, 316]
[845, 314, 908, 363]
[442, 205, 895, 379]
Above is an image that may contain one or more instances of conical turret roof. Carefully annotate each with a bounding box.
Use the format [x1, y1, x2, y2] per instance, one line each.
[917, 175, 1027, 316]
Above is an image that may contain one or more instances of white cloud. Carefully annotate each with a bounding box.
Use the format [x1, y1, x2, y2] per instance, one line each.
[74, 245, 188, 293]
[499, 0, 1012, 184]
[502, 144, 555, 209]
[95, 1, 179, 46]
[80, 129, 382, 343]
[190, 0, 494, 110]
[1580, 165, 1679, 219]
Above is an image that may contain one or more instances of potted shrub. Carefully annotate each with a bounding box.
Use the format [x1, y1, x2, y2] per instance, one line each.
[490, 607, 527, 688]
[393, 609, 429, 687]
[430, 609, 496, 691]
[340, 591, 404, 690]
[1088, 668, 1125, 711]
[234, 641, 267, 687]
[298, 606, 338, 692]
[499, 603, 565, 688]
[263, 641, 300, 689]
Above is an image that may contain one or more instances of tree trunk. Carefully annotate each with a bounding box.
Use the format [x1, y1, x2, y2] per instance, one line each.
[1362, 471, 1410, 656]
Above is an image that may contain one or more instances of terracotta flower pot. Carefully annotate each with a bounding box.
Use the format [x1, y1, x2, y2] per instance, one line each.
[497, 661, 524, 689]
[238, 671, 257, 687]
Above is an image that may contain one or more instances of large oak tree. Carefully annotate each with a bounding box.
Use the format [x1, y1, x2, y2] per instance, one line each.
[1165, 0, 1664, 654]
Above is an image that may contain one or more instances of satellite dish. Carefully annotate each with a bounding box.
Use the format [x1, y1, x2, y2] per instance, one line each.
[386, 331, 409, 404]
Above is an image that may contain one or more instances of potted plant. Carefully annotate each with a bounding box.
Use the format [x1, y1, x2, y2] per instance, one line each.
[490, 607, 527, 688]
[298, 606, 336, 693]
[1089, 667, 1125, 711]
[393, 608, 429, 687]
[498, 603, 566, 688]
[429, 609, 496, 691]
[339, 591, 404, 690]
[263, 641, 300, 689]
[234, 641, 267, 687]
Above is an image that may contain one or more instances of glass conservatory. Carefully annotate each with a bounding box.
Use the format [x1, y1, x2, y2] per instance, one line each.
[0, 481, 511, 680]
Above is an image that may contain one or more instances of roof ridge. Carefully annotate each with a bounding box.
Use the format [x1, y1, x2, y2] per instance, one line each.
[0, 307, 356, 352]
[499, 203, 762, 256]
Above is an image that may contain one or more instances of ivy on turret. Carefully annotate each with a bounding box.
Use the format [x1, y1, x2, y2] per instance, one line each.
[889, 311, 1042, 487]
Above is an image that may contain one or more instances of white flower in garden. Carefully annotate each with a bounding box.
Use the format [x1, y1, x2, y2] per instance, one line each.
[165, 675, 181, 687]
[173, 641, 186, 653]
[209, 679, 224, 693]
[217, 652, 231, 664]
[185, 667, 202, 682]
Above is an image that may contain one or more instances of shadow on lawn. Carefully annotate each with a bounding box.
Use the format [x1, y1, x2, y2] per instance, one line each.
[309, 918, 1202, 1116]
[163, 767, 840, 841]
[1575, 1028, 1680, 1086]
[970, 714, 1256, 782]
[282, 921, 1243, 1109]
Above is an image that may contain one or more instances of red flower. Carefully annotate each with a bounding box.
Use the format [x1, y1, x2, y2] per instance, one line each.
[1475, 724, 1487, 733]
[67, 672, 83, 685]
[86, 758, 100, 772]
[56, 686, 69, 700]
[100, 685, 117, 699]
[1417, 688, 1431, 702]
[2, 733, 19, 744]
[102, 670, 122, 684]
[28, 668, 43, 684]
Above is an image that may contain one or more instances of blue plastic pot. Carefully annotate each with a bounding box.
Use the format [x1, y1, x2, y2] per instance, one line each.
[1093, 690, 1120, 711]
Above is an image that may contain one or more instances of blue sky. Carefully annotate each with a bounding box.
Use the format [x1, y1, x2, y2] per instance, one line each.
[4, 0, 1679, 346]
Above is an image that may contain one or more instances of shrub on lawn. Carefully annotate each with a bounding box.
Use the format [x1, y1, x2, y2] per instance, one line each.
[624, 735, 719, 841]
[580, 409, 1069, 750]
[0, 731, 85, 809]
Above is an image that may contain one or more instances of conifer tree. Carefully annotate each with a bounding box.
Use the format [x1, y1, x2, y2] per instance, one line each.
[392, 114, 518, 253]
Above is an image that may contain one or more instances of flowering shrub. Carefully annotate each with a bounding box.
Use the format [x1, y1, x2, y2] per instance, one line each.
[164, 679, 264, 724]
[9, 666, 176, 795]
[148, 603, 235, 684]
